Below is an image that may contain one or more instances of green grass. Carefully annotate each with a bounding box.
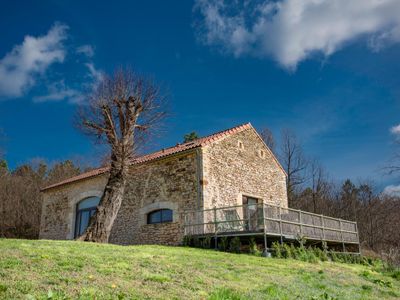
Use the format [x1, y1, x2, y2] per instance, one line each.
[0, 239, 399, 299]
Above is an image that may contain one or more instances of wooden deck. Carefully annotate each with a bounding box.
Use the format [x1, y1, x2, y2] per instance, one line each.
[183, 203, 360, 252]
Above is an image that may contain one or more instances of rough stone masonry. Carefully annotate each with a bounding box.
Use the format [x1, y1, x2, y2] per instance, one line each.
[39, 124, 288, 245]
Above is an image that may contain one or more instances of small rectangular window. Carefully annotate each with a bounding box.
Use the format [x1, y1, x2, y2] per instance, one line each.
[147, 209, 173, 224]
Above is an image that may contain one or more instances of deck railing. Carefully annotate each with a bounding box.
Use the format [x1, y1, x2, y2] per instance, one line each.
[183, 203, 359, 244]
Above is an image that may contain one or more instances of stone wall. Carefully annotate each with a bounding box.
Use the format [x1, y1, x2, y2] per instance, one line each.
[39, 175, 107, 240]
[201, 127, 288, 209]
[134, 222, 182, 245]
[109, 150, 199, 245]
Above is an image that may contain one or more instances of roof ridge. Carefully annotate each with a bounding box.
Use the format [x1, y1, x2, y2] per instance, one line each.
[199, 122, 250, 145]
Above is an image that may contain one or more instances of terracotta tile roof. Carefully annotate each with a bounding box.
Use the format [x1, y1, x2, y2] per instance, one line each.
[42, 167, 110, 191]
[41, 123, 252, 191]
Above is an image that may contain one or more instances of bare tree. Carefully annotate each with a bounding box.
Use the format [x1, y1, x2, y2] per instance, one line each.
[308, 159, 330, 213]
[279, 129, 308, 205]
[384, 137, 400, 174]
[358, 182, 377, 249]
[76, 68, 165, 243]
[46, 160, 81, 185]
[259, 127, 275, 153]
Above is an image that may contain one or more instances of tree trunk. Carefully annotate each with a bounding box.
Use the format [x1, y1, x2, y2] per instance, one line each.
[78, 164, 126, 243]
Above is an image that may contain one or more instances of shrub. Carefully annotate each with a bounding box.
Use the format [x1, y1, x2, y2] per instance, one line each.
[314, 247, 328, 262]
[327, 251, 365, 265]
[202, 236, 212, 249]
[229, 237, 241, 254]
[182, 235, 192, 247]
[360, 256, 372, 266]
[271, 242, 366, 265]
[185, 232, 367, 267]
[295, 247, 305, 261]
[291, 244, 300, 260]
[306, 246, 318, 263]
[390, 270, 400, 280]
[218, 237, 229, 252]
[330, 250, 339, 262]
[193, 236, 201, 248]
[249, 238, 261, 256]
[282, 243, 292, 259]
[272, 242, 283, 258]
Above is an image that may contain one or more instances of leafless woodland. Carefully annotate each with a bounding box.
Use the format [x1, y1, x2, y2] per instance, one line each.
[0, 160, 81, 238]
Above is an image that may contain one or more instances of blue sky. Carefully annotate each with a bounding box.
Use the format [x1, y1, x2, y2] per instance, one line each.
[1, 0, 400, 192]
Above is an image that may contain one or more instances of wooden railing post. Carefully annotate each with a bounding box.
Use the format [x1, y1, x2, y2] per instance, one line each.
[213, 206, 217, 250]
[299, 210, 303, 237]
[321, 215, 325, 241]
[247, 203, 250, 231]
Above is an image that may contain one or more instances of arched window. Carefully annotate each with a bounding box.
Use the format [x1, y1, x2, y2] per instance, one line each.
[147, 209, 173, 224]
[74, 196, 100, 237]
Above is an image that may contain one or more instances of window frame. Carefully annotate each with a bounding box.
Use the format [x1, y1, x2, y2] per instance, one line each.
[147, 209, 173, 224]
[74, 197, 100, 238]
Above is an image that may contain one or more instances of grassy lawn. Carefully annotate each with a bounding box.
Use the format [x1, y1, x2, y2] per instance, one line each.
[0, 239, 399, 299]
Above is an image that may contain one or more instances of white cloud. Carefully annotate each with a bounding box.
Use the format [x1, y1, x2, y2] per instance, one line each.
[390, 124, 400, 135]
[33, 81, 84, 104]
[0, 24, 104, 104]
[34, 63, 104, 104]
[76, 45, 95, 57]
[85, 62, 103, 82]
[194, 0, 400, 69]
[383, 184, 400, 196]
[0, 23, 68, 97]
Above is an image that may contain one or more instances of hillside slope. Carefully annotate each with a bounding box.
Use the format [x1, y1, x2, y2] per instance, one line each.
[0, 239, 398, 299]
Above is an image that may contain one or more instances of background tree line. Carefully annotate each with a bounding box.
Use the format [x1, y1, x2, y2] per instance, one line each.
[0, 159, 82, 239]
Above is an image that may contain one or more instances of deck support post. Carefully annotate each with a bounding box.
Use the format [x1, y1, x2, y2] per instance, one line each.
[213, 206, 218, 250]
[279, 206, 283, 244]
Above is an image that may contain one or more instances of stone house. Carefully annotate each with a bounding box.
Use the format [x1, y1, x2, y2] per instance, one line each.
[39, 123, 288, 245]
